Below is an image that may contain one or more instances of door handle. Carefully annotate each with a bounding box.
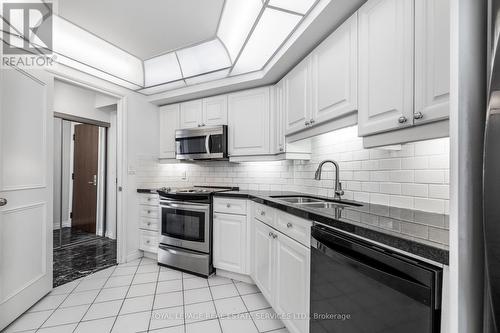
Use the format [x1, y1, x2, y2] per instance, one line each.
[0, 198, 7, 207]
[205, 134, 211, 154]
[88, 175, 97, 186]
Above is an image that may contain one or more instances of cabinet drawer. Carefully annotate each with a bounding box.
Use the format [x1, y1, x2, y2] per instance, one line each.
[254, 203, 276, 227]
[213, 198, 247, 215]
[140, 206, 160, 219]
[140, 217, 159, 231]
[276, 211, 312, 247]
[140, 194, 159, 206]
[140, 230, 158, 253]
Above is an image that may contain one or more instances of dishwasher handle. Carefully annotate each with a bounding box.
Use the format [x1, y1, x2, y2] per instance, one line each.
[312, 227, 440, 309]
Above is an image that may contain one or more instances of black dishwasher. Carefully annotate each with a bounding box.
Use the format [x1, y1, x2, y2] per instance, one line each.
[310, 224, 442, 333]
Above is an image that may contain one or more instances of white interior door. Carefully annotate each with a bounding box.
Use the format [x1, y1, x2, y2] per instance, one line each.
[0, 68, 53, 330]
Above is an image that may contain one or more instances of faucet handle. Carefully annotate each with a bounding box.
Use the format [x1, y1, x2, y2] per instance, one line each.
[336, 182, 345, 197]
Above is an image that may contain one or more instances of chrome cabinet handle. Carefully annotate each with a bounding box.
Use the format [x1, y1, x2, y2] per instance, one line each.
[146, 240, 151, 244]
[279, 147, 284, 152]
[272, 233, 278, 239]
[310, 119, 315, 124]
[147, 222, 151, 226]
[269, 232, 273, 238]
[0, 198, 7, 207]
[398, 116, 408, 124]
[413, 112, 424, 120]
[226, 203, 231, 208]
[147, 198, 151, 201]
[304, 121, 310, 126]
[147, 210, 151, 214]
[286, 222, 293, 228]
[260, 211, 265, 216]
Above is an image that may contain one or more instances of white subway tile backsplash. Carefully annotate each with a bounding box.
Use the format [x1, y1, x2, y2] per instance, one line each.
[137, 126, 449, 223]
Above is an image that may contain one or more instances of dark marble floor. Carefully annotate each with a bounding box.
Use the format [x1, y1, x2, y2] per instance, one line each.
[53, 227, 102, 248]
[53, 228, 117, 287]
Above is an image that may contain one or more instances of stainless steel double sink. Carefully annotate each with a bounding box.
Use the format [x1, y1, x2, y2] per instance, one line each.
[270, 195, 362, 209]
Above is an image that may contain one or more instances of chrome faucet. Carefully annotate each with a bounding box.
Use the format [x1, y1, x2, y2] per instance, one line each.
[314, 160, 344, 200]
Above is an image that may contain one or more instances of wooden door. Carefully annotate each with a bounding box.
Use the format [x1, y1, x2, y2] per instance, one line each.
[72, 124, 99, 234]
[159, 104, 180, 159]
[274, 233, 310, 333]
[213, 213, 247, 273]
[358, 0, 414, 136]
[228, 87, 270, 156]
[311, 12, 358, 125]
[285, 59, 311, 135]
[0, 68, 53, 330]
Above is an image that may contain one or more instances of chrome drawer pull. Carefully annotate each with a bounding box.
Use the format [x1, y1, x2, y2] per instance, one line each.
[287, 222, 293, 228]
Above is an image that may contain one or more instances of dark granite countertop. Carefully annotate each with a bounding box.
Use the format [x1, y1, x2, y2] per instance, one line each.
[137, 188, 159, 194]
[213, 190, 449, 265]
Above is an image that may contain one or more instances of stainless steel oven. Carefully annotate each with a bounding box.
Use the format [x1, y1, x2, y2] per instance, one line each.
[175, 125, 228, 160]
[160, 200, 210, 253]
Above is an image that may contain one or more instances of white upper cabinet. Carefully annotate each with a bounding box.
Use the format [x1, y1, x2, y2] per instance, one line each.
[358, 0, 414, 136]
[414, 0, 450, 125]
[202, 95, 228, 126]
[179, 100, 203, 128]
[159, 104, 180, 159]
[275, 80, 286, 153]
[285, 58, 311, 135]
[228, 87, 271, 156]
[311, 13, 358, 125]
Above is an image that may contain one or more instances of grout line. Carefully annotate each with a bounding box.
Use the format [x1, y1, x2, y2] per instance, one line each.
[146, 262, 161, 331]
[109, 257, 144, 332]
[181, 272, 186, 333]
[205, 279, 223, 333]
[232, 279, 262, 333]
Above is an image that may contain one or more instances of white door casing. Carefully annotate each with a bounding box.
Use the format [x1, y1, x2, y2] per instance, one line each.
[0, 68, 53, 330]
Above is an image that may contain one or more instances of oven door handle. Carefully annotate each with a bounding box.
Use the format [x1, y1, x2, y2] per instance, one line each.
[205, 134, 211, 155]
[161, 201, 209, 211]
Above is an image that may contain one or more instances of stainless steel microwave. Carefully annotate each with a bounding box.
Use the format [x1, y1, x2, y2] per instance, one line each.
[175, 125, 228, 160]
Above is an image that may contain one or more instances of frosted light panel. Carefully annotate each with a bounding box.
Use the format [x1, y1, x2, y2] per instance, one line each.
[268, 0, 316, 15]
[144, 52, 182, 87]
[184, 69, 230, 85]
[217, 0, 263, 62]
[52, 16, 144, 86]
[232, 8, 301, 75]
[176, 39, 231, 78]
[139, 80, 186, 95]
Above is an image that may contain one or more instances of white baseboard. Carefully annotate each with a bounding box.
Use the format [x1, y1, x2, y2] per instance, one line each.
[215, 269, 254, 284]
[125, 250, 142, 263]
[105, 230, 116, 239]
[143, 251, 157, 260]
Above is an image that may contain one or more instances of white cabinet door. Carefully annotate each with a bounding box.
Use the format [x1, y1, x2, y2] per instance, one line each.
[358, 0, 414, 136]
[228, 87, 270, 156]
[213, 213, 247, 274]
[274, 234, 310, 333]
[253, 220, 275, 302]
[414, 0, 450, 125]
[285, 59, 311, 135]
[0, 69, 53, 330]
[275, 80, 285, 153]
[159, 104, 180, 159]
[203, 95, 227, 126]
[180, 100, 203, 128]
[311, 13, 358, 125]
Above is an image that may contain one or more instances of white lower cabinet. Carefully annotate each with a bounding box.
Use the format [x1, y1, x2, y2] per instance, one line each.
[253, 220, 275, 302]
[213, 213, 247, 274]
[253, 217, 311, 333]
[138, 193, 160, 254]
[274, 232, 310, 333]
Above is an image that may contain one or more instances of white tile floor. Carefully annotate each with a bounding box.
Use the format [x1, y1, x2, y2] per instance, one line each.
[4, 257, 289, 333]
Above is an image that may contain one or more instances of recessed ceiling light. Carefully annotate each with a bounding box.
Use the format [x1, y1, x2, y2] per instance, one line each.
[231, 7, 301, 75]
[268, 0, 316, 15]
[176, 39, 231, 78]
[217, 0, 263, 62]
[144, 52, 182, 87]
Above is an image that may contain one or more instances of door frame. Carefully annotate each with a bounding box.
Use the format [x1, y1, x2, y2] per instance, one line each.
[51, 74, 128, 263]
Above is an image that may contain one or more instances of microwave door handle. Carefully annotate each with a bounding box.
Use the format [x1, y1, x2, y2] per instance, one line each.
[205, 134, 211, 154]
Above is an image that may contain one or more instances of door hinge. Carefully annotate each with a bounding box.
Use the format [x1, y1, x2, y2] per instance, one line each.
[70, 212, 73, 219]
[72, 134, 75, 140]
[72, 173, 74, 180]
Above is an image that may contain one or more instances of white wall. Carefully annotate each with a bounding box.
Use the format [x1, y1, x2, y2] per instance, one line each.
[54, 80, 113, 123]
[53, 118, 73, 230]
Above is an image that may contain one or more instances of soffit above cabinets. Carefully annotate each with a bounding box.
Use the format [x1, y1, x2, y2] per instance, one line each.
[2, 0, 366, 97]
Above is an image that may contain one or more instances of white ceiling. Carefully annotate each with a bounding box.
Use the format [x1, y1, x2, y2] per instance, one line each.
[58, 0, 225, 60]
